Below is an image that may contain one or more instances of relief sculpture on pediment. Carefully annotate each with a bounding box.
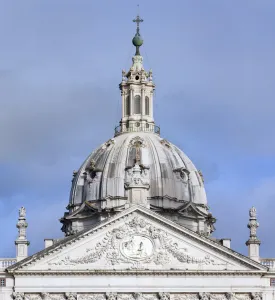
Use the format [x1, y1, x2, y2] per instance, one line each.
[49, 215, 221, 269]
[23, 295, 254, 300]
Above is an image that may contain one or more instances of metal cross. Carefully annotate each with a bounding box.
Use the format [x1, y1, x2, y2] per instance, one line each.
[133, 14, 143, 34]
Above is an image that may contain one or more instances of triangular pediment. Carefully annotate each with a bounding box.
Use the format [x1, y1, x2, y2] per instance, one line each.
[8, 205, 266, 274]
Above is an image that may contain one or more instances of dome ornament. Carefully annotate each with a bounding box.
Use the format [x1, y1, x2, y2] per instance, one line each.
[132, 11, 144, 55]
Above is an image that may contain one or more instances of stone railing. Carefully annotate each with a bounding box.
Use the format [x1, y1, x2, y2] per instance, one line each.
[0, 258, 17, 270]
[114, 123, 160, 136]
[260, 258, 275, 269]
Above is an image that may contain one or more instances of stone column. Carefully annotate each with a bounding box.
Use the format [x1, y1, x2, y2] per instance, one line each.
[130, 87, 134, 116]
[121, 90, 125, 118]
[15, 207, 29, 261]
[150, 91, 154, 119]
[246, 206, 261, 262]
[141, 86, 145, 116]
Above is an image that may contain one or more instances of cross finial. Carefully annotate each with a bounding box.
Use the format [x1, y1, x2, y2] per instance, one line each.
[133, 9, 143, 35]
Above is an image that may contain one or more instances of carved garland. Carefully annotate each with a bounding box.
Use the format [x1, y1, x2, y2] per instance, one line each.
[16, 293, 262, 300]
[49, 216, 219, 269]
[13, 209, 266, 271]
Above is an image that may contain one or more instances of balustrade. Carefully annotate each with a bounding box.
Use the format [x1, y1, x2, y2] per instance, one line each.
[0, 258, 16, 270]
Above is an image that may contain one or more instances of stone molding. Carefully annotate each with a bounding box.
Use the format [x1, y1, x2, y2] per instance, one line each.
[7, 207, 267, 272]
[48, 215, 217, 269]
[21, 293, 262, 300]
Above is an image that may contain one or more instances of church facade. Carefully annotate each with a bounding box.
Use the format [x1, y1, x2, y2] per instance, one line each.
[1, 14, 275, 300]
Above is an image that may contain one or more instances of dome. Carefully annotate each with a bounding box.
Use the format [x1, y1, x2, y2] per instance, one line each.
[71, 132, 206, 206]
[60, 16, 216, 238]
[61, 132, 215, 236]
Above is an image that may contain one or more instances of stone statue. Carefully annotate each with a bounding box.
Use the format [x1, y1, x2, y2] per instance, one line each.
[19, 207, 26, 218]
[249, 206, 257, 218]
[122, 69, 126, 81]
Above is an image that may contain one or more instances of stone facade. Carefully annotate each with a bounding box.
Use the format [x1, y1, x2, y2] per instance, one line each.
[0, 12, 274, 300]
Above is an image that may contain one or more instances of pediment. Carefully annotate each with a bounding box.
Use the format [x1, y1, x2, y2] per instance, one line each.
[8, 205, 266, 274]
[177, 202, 206, 218]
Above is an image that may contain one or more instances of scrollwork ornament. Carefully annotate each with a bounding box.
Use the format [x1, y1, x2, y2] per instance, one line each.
[133, 294, 143, 300]
[210, 295, 227, 300]
[13, 293, 25, 300]
[225, 294, 236, 300]
[50, 215, 218, 268]
[173, 168, 190, 183]
[78, 295, 105, 300]
[174, 295, 199, 300]
[65, 293, 77, 300]
[199, 293, 211, 300]
[41, 293, 50, 300]
[251, 293, 262, 300]
[106, 293, 118, 300]
[158, 293, 170, 300]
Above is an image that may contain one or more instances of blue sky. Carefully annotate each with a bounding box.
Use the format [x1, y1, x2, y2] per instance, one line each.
[0, 1, 275, 258]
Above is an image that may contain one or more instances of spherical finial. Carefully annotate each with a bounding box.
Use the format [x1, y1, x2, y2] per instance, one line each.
[132, 13, 144, 55]
[132, 33, 143, 47]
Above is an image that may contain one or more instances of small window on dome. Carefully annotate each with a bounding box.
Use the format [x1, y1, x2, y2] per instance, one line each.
[134, 95, 141, 114]
[145, 96, 150, 115]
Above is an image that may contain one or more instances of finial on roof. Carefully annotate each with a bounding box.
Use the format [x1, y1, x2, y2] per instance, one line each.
[246, 206, 261, 262]
[15, 206, 29, 261]
[132, 7, 144, 55]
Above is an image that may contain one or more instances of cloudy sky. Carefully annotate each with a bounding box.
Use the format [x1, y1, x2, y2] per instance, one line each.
[0, 1, 275, 258]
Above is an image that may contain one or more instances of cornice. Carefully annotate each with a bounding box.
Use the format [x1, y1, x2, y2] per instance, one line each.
[7, 205, 267, 273]
[10, 269, 266, 276]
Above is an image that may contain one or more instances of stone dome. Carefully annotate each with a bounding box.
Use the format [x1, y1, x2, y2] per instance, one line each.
[61, 132, 215, 236]
[60, 19, 216, 237]
[71, 132, 206, 206]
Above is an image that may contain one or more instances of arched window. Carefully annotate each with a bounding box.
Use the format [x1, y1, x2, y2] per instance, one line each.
[125, 96, 130, 116]
[134, 95, 141, 114]
[145, 96, 150, 115]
